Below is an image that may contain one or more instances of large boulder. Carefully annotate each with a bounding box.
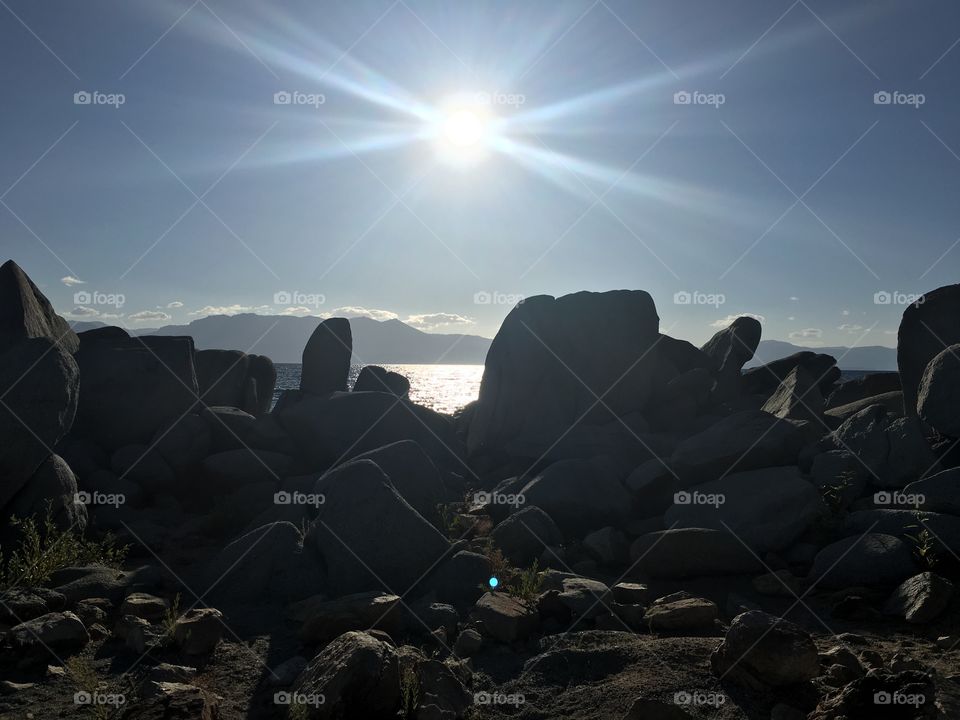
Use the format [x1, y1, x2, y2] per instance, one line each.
[280, 391, 461, 469]
[0, 338, 79, 508]
[884, 572, 953, 624]
[490, 506, 563, 565]
[825, 372, 900, 410]
[75, 335, 199, 449]
[346, 441, 444, 523]
[917, 344, 960, 437]
[194, 349, 276, 416]
[629, 528, 761, 578]
[519, 458, 631, 536]
[810, 534, 918, 589]
[0, 260, 78, 354]
[201, 449, 294, 489]
[474, 592, 539, 643]
[670, 410, 806, 482]
[247, 354, 277, 415]
[842, 510, 960, 557]
[300, 318, 351, 395]
[292, 592, 401, 645]
[1, 454, 87, 537]
[291, 631, 400, 719]
[195, 349, 248, 407]
[761, 366, 824, 423]
[205, 522, 320, 602]
[711, 611, 820, 687]
[307, 460, 451, 596]
[353, 365, 409, 396]
[820, 405, 936, 487]
[467, 291, 661, 457]
[742, 351, 839, 397]
[699, 315, 761, 400]
[902, 468, 960, 515]
[898, 283, 960, 417]
[664, 466, 823, 552]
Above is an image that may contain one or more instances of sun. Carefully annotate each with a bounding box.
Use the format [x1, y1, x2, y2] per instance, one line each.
[432, 94, 495, 165]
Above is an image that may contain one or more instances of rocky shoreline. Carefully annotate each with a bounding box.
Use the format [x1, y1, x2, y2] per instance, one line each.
[1, 258, 959, 718]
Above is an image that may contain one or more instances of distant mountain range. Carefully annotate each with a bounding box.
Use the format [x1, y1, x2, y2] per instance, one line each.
[69, 315, 898, 370]
[70, 314, 492, 364]
[746, 340, 897, 371]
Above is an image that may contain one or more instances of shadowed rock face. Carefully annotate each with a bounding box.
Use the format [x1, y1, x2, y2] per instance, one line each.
[300, 317, 352, 395]
[0, 338, 79, 508]
[75, 335, 199, 450]
[897, 283, 960, 416]
[467, 290, 661, 457]
[0, 260, 78, 355]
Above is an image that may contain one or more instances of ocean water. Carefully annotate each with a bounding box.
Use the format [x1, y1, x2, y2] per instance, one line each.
[271, 365, 877, 415]
[273, 364, 484, 414]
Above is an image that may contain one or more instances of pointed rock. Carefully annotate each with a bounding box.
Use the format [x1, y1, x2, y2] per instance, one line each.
[301, 318, 351, 395]
[0, 260, 78, 354]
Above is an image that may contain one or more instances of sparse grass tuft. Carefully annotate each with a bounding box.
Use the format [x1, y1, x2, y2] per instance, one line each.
[399, 666, 421, 719]
[506, 560, 543, 606]
[0, 504, 128, 591]
[161, 592, 182, 645]
[906, 512, 939, 570]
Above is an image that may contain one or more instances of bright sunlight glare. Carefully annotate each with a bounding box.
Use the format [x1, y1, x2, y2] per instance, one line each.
[432, 94, 495, 166]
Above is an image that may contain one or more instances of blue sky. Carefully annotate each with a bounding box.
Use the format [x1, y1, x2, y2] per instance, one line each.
[2, 0, 959, 347]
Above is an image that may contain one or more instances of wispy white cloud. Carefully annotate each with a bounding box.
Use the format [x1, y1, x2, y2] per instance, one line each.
[789, 327, 823, 340]
[61, 275, 86, 287]
[167, 300, 184, 309]
[837, 323, 865, 333]
[189, 304, 272, 317]
[406, 312, 474, 330]
[327, 306, 399, 322]
[62, 306, 99, 319]
[709, 313, 764, 329]
[129, 310, 171, 322]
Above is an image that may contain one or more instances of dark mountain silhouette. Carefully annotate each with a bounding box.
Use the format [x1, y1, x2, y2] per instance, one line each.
[68, 317, 898, 369]
[71, 314, 492, 364]
[749, 340, 897, 371]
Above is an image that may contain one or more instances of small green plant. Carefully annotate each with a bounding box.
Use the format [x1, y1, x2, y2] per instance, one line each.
[507, 560, 543, 606]
[67, 657, 125, 720]
[483, 545, 509, 583]
[0, 505, 129, 591]
[437, 503, 472, 540]
[161, 593, 183, 644]
[906, 513, 939, 570]
[399, 667, 421, 719]
[288, 702, 310, 720]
